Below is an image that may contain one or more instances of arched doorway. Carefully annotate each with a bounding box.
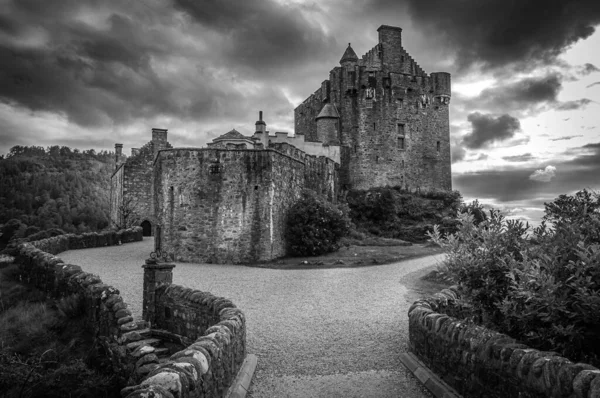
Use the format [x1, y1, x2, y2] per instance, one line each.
[141, 220, 152, 237]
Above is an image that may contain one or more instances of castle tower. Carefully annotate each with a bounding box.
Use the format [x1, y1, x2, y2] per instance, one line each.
[294, 25, 452, 192]
[315, 103, 340, 145]
[151, 128, 168, 156]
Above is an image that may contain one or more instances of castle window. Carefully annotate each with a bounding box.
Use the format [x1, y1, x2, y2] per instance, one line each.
[437, 141, 441, 152]
[398, 123, 405, 135]
[376, 155, 379, 163]
[401, 55, 405, 63]
[383, 77, 391, 88]
[397, 98, 403, 109]
[402, 160, 405, 168]
[398, 136, 405, 149]
[373, 122, 376, 130]
[366, 97, 373, 108]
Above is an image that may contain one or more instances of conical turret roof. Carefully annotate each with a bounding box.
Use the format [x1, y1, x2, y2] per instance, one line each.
[316, 103, 340, 120]
[340, 43, 358, 64]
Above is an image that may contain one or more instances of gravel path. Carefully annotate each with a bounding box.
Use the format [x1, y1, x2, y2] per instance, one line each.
[60, 238, 445, 397]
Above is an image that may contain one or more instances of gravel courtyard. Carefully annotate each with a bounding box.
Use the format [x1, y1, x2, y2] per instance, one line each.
[60, 238, 444, 397]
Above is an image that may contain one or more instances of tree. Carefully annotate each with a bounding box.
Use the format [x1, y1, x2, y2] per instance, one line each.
[113, 196, 141, 230]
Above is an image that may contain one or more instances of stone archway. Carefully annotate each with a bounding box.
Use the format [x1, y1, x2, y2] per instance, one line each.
[141, 220, 152, 237]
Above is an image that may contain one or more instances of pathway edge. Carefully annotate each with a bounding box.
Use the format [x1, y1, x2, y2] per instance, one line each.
[225, 354, 258, 398]
[399, 352, 462, 398]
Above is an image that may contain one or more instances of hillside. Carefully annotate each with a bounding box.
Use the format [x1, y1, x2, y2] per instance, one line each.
[0, 146, 116, 246]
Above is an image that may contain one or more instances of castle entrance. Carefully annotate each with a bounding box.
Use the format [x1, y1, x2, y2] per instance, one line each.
[141, 220, 152, 237]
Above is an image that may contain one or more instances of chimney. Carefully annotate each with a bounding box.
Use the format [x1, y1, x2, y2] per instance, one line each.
[151, 128, 168, 155]
[115, 143, 123, 169]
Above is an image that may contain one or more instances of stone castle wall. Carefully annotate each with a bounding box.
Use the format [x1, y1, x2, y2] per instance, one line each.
[294, 26, 452, 192]
[153, 148, 307, 264]
[110, 133, 172, 233]
[409, 286, 600, 397]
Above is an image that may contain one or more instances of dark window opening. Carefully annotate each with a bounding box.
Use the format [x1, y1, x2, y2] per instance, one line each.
[437, 141, 441, 152]
[373, 123, 376, 130]
[398, 123, 405, 135]
[354, 145, 357, 153]
[402, 160, 405, 168]
[401, 55, 405, 63]
[398, 137, 405, 149]
[397, 98, 403, 109]
[255, 185, 259, 190]
[165, 307, 171, 319]
[376, 155, 379, 163]
[383, 77, 391, 88]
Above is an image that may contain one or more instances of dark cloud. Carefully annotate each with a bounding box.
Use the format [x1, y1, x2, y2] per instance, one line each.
[555, 99, 593, 111]
[549, 135, 583, 141]
[0, 0, 297, 131]
[503, 153, 535, 162]
[474, 74, 562, 113]
[462, 113, 521, 149]
[395, 0, 600, 71]
[173, 0, 336, 74]
[588, 82, 600, 88]
[578, 63, 600, 76]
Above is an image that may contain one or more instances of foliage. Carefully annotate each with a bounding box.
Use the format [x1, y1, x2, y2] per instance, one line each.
[429, 189, 600, 366]
[346, 186, 462, 242]
[0, 263, 118, 397]
[0, 145, 115, 248]
[286, 190, 350, 256]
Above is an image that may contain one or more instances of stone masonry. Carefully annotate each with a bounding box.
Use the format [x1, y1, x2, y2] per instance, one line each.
[295, 25, 452, 191]
[110, 25, 452, 264]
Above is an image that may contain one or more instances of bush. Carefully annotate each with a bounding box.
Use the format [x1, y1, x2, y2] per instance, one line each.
[346, 187, 462, 242]
[286, 190, 350, 256]
[429, 189, 600, 366]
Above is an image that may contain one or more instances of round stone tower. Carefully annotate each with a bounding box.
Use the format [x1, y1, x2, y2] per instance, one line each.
[315, 103, 340, 145]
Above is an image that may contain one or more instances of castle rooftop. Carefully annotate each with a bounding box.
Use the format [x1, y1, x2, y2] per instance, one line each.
[315, 103, 340, 120]
[339, 43, 358, 64]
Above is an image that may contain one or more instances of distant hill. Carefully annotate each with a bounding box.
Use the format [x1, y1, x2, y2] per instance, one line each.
[0, 145, 117, 246]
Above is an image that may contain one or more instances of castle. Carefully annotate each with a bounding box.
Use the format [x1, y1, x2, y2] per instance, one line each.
[110, 25, 452, 264]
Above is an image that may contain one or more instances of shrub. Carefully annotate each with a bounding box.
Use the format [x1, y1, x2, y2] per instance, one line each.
[286, 190, 350, 256]
[429, 189, 600, 366]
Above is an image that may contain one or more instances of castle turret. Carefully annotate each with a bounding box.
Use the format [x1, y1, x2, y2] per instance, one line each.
[151, 128, 168, 156]
[315, 103, 340, 145]
[253, 111, 268, 147]
[114, 143, 123, 170]
[255, 111, 266, 133]
[340, 43, 358, 66]
[431, 72, 451, 104]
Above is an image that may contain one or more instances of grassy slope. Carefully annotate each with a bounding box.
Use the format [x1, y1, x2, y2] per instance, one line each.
[0, 259, 119, 398]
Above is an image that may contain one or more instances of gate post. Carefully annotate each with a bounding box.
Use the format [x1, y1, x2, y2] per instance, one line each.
[142, 259, 175, 327]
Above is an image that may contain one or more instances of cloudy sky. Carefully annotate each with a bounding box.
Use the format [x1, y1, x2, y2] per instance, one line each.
[1, 0, 600, 225]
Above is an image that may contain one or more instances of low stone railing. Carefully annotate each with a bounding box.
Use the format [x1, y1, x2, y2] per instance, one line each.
[13, 228, 248, 397]
[122, 261, 246, 398]
[408, 286, 600, 397]
[14, 227, 144, 385]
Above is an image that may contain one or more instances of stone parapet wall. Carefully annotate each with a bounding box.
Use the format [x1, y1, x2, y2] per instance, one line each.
[124, 285, 246, 397]
[408, 286, 600, 397]
[14, 227, 144, 385]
